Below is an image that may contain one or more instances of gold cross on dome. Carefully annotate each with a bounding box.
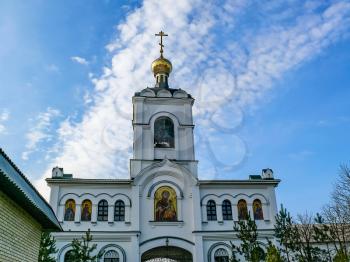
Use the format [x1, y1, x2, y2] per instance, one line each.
[155, 31, 168, 56]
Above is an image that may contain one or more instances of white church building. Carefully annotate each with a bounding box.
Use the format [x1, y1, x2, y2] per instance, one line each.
[47, 32, 280, 262]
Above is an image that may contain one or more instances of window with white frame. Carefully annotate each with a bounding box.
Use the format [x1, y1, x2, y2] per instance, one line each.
[222, 200, 232, 220]
[114, 200, 125, 221]
[64, 250, 74, 262]
[98, 200, 108, 221]
[104, 250, 119, 262]
[214, 248, 229, 262]
[207, 200, 217, 221]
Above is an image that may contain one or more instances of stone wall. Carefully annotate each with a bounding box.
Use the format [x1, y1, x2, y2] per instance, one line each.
[0, 190, 42, 262]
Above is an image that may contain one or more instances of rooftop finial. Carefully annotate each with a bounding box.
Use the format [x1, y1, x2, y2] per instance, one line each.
[155, 31, 168, 57]
[152, 31, 172, 88]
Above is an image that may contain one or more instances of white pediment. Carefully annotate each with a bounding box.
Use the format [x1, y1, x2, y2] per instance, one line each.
[133, 158, 197, 190]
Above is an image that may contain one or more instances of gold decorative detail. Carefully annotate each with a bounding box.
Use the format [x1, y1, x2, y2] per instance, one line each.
[81, 199, 92, 221]
[151, 31, 172, 77]
[154, 186, 177, 221]
[151, 57, 172, 76]
[155, 31, 168, 57]
[64, 199, 75, 221]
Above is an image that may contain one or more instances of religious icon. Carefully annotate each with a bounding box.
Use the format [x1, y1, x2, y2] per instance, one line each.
[253, 199, 264, 220]
[154, 186, 177, 221]
[237, 200, 248, 220]
[64, 199, 75, 221]
[81, 199, 92, 221]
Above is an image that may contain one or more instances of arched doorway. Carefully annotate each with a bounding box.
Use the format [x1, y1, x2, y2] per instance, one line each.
[141, 246, 193, 262]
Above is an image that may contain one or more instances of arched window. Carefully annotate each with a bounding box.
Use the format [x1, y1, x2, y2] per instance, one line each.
[154, 116, 174, 148]
[253, 199, 264, 220]
[222, 200, 232, 220]
[214, 248, 229, 262]
[64, 199, 75, 221]
[237, 199, 248, 220]
[81, 199, 92, 221]
[114, 200, 125, 221]
[104, 250, 119, 262]
[207, 200, 217, 221]
[154, 186, 177, 221]
[64, 250, 74, 262]
[98, 200, 108, 221]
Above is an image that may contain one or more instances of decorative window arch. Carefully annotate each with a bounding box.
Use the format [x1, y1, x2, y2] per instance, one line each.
[114, 200, 125, 222]
[104, 250, 120, 262]
[207, 200, 217, 221]
[154, 186, 177, 221]
[214, 248, 229, 262]
[98, 200, 108, 221]
[222, 200, 232, 220]
[81, 199, 92, 221]
[253, 199, 264, 220]
[64, 199, 75, 221]
[154, 116, 174, 148]
[237, 199, 248, 220]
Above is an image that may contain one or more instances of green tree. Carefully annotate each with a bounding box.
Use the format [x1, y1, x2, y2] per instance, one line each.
[38, 232, 58, 262]
[232, 213, 265, 262]
[66, 229, 102, 262]
[294, 213, 326, 262]
[275, 206, 328, 262]
[333, 250, 350, 262]
[265, 241, 283, 262]
[322, 165, 350, 261]
[313, 213, 332, 262]
[274, 205, 296, 262]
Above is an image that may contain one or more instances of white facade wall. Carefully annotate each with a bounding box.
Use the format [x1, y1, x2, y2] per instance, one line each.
[48, 173, 279, 261]
[47, 86, 280, 261]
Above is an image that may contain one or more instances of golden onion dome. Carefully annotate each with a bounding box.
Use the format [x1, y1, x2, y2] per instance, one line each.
[151, 56, 172, 77]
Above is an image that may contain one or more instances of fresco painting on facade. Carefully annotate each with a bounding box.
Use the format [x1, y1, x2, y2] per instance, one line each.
[237, 199, 248, 220]
[154, 186, 177, 221]
[81, 199, 92, 221]
[64, 199, 75, 221]
[253, 199, 264, 220]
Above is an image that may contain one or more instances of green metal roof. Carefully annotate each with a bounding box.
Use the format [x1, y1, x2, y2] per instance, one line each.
[0, 148, 61, 231]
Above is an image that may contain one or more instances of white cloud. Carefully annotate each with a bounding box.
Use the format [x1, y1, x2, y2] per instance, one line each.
[34, 0, 350, 198]
[0, 109, 10, 134]
[22, 107, 60, 160]
[45, 64, 60, 73]
[288, 150, 315, 161]
[71, 56, 89, 65]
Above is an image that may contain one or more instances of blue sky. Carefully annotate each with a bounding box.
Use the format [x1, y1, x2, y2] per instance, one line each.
[0, 0, 350, 217]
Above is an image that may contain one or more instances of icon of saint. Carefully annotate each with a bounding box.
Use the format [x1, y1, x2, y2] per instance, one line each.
[155, 190, 176, 221]
[253, 202, 264, 220]
[81, 203, 91, 221]
[64, 202, 75, 221]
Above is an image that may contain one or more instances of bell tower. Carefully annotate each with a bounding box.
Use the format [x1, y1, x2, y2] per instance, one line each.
[130, 31, 197, 178]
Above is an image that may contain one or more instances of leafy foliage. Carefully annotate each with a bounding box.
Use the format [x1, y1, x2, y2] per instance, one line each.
[274, 205, 296, 261]
[66, 229, 102, 262]
[38, 232, 58, 262]
[230, 164, 350, 262]
[231, 213, 265, 262]
[265, 241, 283, 262]
[333, 250, 350, 262]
